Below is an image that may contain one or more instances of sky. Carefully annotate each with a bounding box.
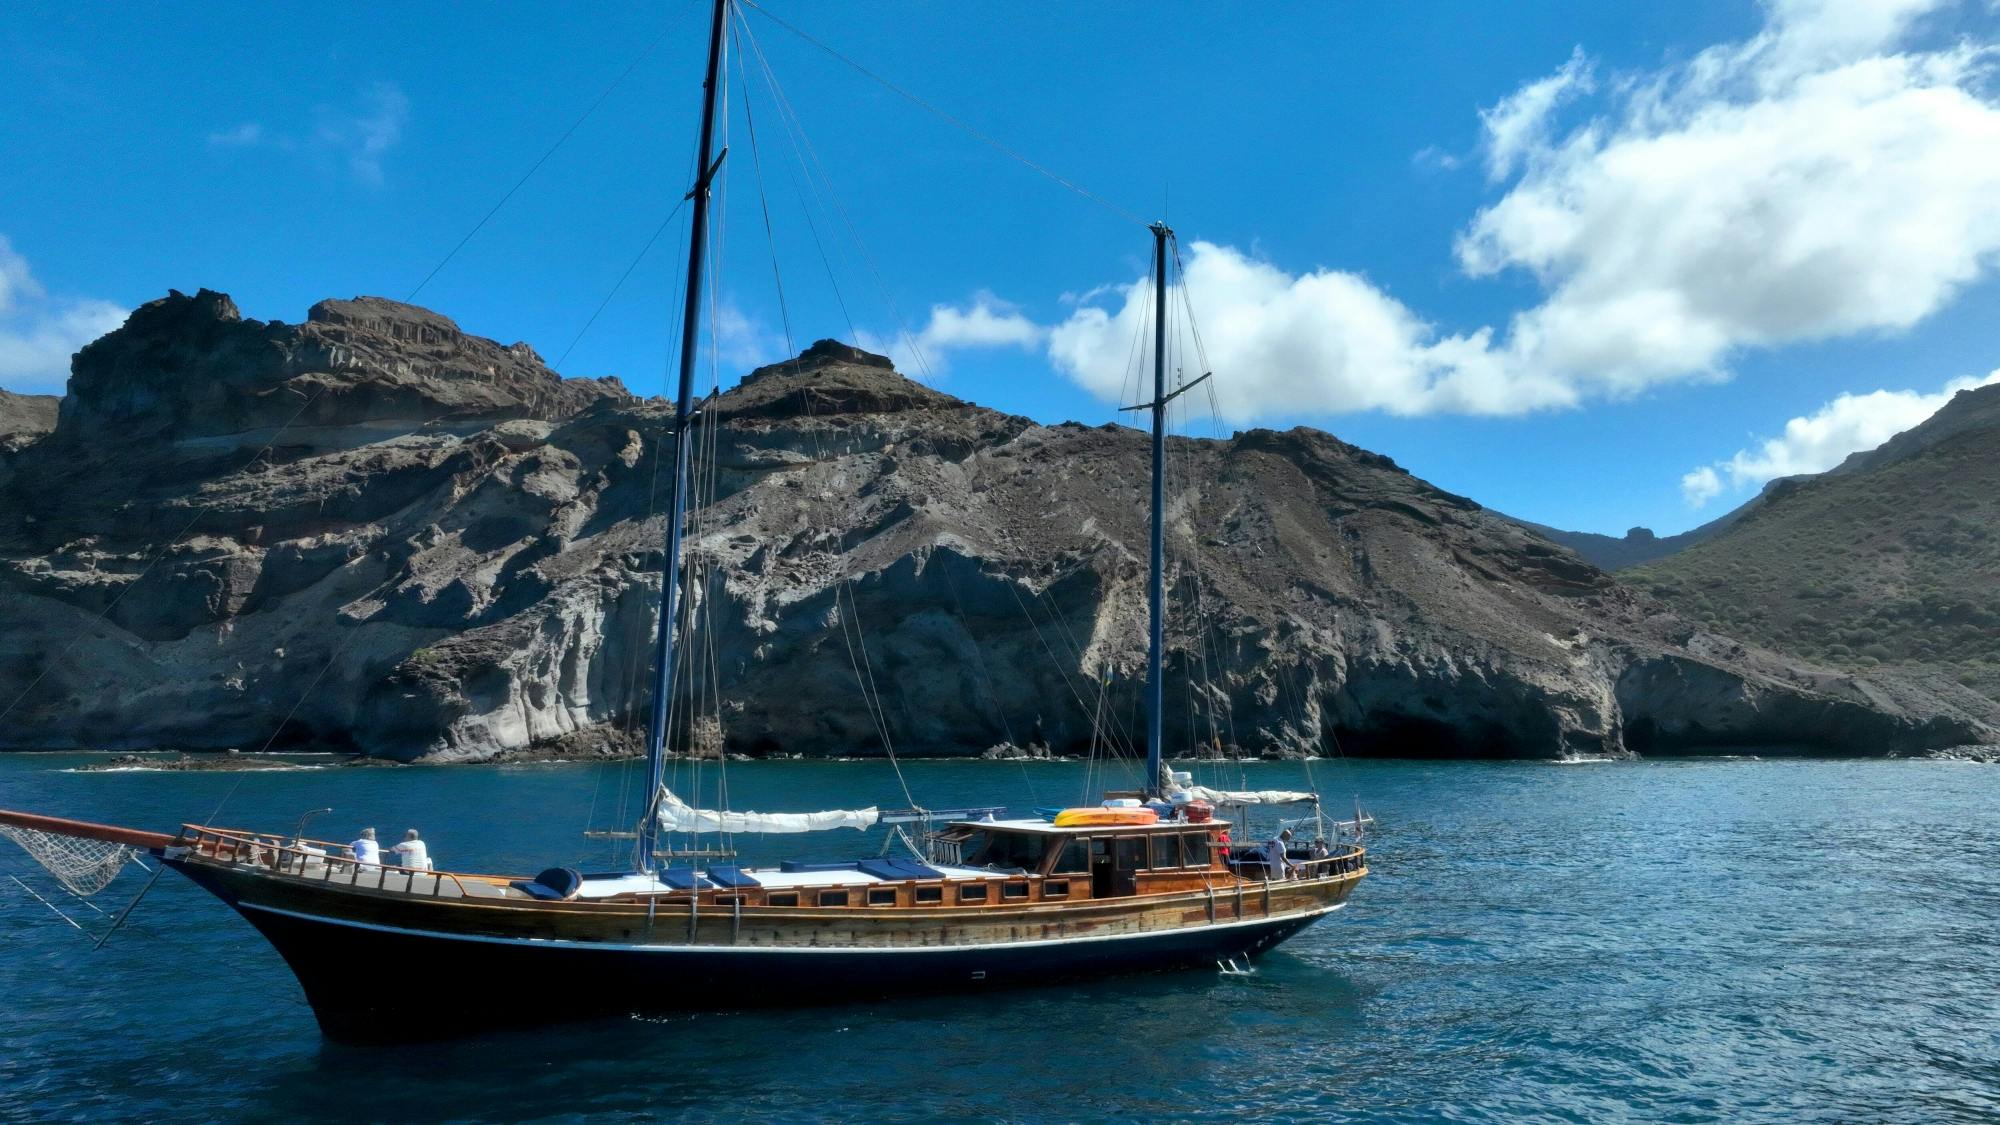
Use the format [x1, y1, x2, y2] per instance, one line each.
[5, 0, 2000, 536]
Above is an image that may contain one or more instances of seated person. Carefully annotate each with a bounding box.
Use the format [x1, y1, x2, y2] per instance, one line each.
[349, 827, 381, 869]
[391, 828, 431, 871]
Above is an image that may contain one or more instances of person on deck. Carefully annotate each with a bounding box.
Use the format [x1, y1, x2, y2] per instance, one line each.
[391, 829, 431, 871]
[349, 827, 380, 869]
[1263, 828, 1294, 880]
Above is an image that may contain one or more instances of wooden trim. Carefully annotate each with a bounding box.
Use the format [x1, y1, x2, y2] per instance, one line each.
[0, 807, 177, 850]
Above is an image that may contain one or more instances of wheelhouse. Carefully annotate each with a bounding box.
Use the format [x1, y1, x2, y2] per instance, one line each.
[936, 818, 1228, 899]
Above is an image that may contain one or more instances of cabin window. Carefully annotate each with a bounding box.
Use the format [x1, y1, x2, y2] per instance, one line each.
[1043, 880, 1070, 897]
[1052, 839, 1090, 874]
[965, 830, 1047, 872]
[1002, 881, 1030, 900]
[1113, 836, 1148, 873]
[1150, 833, 1184, 869]
[958, 883, 990, 903]
[915, 885, 943, 904]
[818, 889, 850, 907]
[867, 887, 898, 906]
[1184, 833, 1211, 866]
[715, 895, 745, 907]
[768, 892, 799, 907]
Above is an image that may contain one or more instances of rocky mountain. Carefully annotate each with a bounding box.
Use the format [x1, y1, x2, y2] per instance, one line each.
[0, 290, 1989, 762]
[0, 388, 58, 453]
[1626, 382, 2000, 714]
[1505, 512, 1742, 571]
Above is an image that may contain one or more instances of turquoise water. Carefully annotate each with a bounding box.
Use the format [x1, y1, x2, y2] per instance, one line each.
[2, 753, 1996, 1123]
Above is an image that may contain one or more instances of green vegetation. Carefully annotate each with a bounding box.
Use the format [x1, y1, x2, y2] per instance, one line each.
[1626, 423, 2000, 701]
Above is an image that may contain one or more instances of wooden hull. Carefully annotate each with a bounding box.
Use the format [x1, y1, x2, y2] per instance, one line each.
[168, 858, 1357, 1042]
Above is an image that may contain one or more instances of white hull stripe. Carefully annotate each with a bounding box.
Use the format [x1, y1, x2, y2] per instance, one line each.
[237, 900, 1345, 955]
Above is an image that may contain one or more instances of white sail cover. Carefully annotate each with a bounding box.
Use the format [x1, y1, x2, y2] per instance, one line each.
[655, 787, 879, 834]
[1172, 785, 1318, 806]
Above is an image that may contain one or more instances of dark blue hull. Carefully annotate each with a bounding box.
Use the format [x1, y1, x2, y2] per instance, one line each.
[216, 889, 1330, 1042]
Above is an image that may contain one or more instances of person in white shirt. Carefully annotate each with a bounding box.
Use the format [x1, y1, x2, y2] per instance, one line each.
[349, 827, 380, 869]
[391, 828, 431, 871]
[1263, 828, 1294, 880]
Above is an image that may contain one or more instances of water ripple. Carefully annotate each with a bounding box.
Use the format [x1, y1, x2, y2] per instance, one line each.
[2, 755, 1997, 1122]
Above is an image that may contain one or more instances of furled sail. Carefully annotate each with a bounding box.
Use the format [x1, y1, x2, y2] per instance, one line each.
[654, 787, 879, 834]
[1172, 785, 1318, 806]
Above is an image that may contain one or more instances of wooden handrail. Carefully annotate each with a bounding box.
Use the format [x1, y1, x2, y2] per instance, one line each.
[1290, 846, 1368, 877]
[182, 826, 473, 898]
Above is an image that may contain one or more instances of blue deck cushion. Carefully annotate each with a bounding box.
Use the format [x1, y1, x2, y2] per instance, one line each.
[858, 857, 943, 881]
[511, 866, 582, 900]
[659, 867, 712, 891]
[705, 865, 761, 889]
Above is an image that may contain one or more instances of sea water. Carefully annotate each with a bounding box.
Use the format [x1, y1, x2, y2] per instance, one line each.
[1, 753, 1995, 1123]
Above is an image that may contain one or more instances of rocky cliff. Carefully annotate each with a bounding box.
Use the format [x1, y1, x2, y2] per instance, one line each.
[0, 388, 58, 453]
[1627, 382, 2000, 716]
[0, 291, 1989, 761]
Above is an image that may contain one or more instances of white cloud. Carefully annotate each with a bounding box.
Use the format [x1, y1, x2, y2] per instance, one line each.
[1682, 367, 2000, 506]
[0, 236, 126, 394]
[1412, 145, 1464, 173]
[1044, 0, 2000, 422]
[1459, 0, 2000, 397]
[317, 83, 409, 186]
[1479, 47, 1593, 181]
[208, 83, 409, 186]
[918, 293, 1043, 352]
[1752, 0, 1948, 85]
[1046, 240, 1586, 419]
[860, 292, 1043, 376]
[1681, 465, 1725, 507]
[711, 302, 783, 371]
[206, 122, 264, 147]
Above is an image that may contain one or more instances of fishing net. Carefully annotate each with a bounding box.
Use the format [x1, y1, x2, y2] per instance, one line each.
[0, 825, 133, 897]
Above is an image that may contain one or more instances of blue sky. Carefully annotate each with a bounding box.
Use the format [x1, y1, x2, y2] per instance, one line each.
[5, 0, 1999, 536]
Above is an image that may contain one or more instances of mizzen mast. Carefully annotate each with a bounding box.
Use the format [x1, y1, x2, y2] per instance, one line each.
[639, 0, 730, 873]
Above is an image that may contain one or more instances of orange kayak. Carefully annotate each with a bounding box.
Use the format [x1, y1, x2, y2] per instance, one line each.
[1051, 807, 1160, 828]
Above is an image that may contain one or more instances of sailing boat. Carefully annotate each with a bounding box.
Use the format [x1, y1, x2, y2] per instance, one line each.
[0, 0, 1365, 1041]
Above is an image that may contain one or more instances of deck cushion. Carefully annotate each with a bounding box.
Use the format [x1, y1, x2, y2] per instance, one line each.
[659, 867, 712, 890]
[511, 866, 583, 900]
[858, 857, 943, 881]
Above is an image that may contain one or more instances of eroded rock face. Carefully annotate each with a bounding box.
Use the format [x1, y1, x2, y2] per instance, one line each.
[56, 289, 629, 449]
[0, 296, 1989, 761]
[0, 389, 59, 453]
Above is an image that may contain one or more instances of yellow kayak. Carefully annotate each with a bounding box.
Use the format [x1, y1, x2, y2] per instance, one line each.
[1051, 807, 1160, 828]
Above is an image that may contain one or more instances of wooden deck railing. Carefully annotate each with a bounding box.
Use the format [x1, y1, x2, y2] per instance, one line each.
[177, 825, 474, 898]
[1223, 843, 1367, 881]
[1296, 845, 1368, 877]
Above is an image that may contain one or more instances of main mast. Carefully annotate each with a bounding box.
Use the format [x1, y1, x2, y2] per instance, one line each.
[1145, 221, 1170, 798]
[639, 0, 730, 873]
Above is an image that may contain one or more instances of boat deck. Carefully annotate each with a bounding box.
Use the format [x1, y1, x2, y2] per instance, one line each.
[173, 821, 1367, 914]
